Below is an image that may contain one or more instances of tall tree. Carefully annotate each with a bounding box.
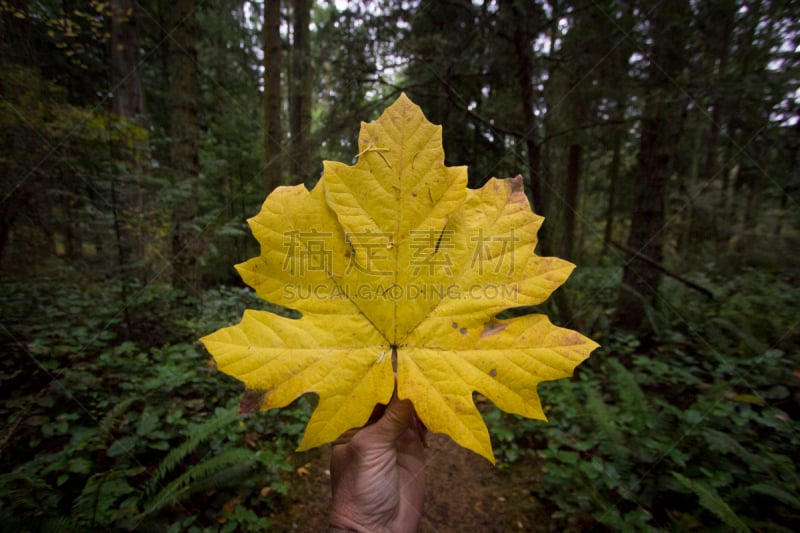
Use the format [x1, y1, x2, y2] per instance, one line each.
[263, 0, 283, 191]
[109, 0, 147, 293]
[290, 0, 312, 185]
[0, 0, 32, 262]
[169, 0, 200, 294]
[563, 143, 582, 261]
[110, 0, 145, 118]
[505, 0, 545, 217]
[601, 100, 625, 252]
[616, 2, 690, 333]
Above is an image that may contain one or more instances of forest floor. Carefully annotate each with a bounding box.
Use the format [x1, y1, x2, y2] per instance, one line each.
[269, 432, 548, 532]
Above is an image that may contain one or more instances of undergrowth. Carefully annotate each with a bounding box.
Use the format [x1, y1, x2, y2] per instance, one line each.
[487, 266, 800, 531]
[2, 260, 798, 531]
[0, 272, 310, 531]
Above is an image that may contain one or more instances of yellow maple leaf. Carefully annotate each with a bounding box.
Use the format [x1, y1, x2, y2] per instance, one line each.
[201, 94, 598, 463]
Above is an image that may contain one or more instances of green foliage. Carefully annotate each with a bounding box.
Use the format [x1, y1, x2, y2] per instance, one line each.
[138, 447, 258, 524]
[0, 273, 309, 531]
[142, 409, 239, 498]
[672, 472, 750, 532]
[486, 268, 800, 531]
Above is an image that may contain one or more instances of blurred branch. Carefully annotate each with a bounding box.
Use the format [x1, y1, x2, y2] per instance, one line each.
[428, 70, 639, 143]
[610, 240, 715, 299]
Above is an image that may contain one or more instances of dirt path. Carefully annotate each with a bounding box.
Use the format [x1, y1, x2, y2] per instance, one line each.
[269, 432, 548, 532]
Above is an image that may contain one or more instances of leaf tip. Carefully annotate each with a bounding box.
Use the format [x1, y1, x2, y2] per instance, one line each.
[396, 91, 414, 106]
[509, 174, 524, 194]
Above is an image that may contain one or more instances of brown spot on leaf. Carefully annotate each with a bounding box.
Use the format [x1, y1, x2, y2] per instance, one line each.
[451, 322, 458, 329]
[459, 327, 467, 335]
[562, 333, 583, 345]
[238, 389, 266, 414]
[509, 175, 524, 194]
[480, 321, 508, 338]
[489, 369, 497, 377]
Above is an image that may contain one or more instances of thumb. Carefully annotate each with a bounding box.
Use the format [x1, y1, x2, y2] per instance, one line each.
[363, 395, 415, 443]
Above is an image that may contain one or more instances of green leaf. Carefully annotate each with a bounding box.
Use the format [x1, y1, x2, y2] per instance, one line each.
[73, 470, 135, 525]
[138, 448, 257, 522]
[106, 436, 138, 458]
[748, 483, 800, 509]
[672, 472, 750, 532]
[69, 457, 93, 474]
[143, 408, 238, 496]
[136, 407, 160, 436]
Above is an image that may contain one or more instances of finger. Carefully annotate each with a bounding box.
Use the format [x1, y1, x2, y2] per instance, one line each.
[365, 401, 387, 426]
[331, 427, 360, 447]
[361, 395, 415, 443]
[332, 402, 388, 447]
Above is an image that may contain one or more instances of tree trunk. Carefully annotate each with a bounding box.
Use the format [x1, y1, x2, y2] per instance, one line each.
[169, 0, 200, 295]
[506, 0, 544, 218]
[0, 0, 31, 263]
[290, 0, 312, 186]
[263, 0, 283, 191]
[680, 119, 704, 258]
[703, 3, 733, 241]
[600, 2, 634, 256]
[602, 125, 621, 253]
[109, 0, 148, 279]
[110, 0, 145, 118]
[616, 3, 689, 333]
[563, 144, 581, 261]
[775, 135, 799, 236]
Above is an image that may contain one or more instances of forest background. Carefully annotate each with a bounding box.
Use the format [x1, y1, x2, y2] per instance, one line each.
[1, 0, 798, 531]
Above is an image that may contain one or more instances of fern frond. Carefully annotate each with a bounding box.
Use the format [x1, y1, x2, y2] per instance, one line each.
[584, 388, 628, 463]
[98, 397, 137, 438]
[748, 483, 800, 510]
[139, 447, 257, 521]
[39, 516, 81, 533]
[143, 408, 238, 496]
[0, 471, 57, 516]
[71, 470, 134, 527]
[184, 461, 254, 496]
[608, 359, 648, 421]
[672, 472, 750, 532]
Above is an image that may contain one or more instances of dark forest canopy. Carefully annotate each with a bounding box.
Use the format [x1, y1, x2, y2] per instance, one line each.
[2, 0, 798, 299]
[1, 1, 798, 531]
[2, 1, 799, 288]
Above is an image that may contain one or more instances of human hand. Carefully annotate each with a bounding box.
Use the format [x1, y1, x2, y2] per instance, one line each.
[329, 394, 426, 533]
